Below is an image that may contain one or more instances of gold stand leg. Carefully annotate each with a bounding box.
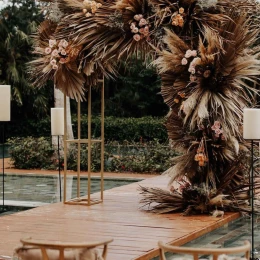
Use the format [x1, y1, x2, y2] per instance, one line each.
[101, 77, 105, 201]
[63, 78, 105, 206]
[77, 97, 81, 198]
[63, 93, 67, 203]
[88, 85, 92, 205]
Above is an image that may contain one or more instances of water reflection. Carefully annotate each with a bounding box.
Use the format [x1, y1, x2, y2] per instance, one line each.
[0, 174, 138, 204]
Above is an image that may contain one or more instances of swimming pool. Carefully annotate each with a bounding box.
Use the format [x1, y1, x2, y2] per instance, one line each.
[152, 216, 260, 259]
[0, 174, 139, 206]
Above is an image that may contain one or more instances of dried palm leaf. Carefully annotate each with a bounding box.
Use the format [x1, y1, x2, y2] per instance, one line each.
[139, 186, 184, 213]
[139, 177, 260, 215]
[28, 21, 85, 100]
[54, 62, 85, 100]
[56, 0, 157, 81]
[159, 15, 260, 140]
[165, 151, 197, 185]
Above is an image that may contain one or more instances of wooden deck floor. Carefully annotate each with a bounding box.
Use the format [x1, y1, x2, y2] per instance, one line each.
[0, 175, 239, 260]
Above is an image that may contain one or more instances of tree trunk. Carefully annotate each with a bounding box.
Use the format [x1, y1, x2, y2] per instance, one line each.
[52, 88, 74, 150]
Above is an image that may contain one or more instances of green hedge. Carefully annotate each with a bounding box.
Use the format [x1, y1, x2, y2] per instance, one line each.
[8, 137, 54, 169]
[6, 116, 168, 142]
[8, 137, 177, 173]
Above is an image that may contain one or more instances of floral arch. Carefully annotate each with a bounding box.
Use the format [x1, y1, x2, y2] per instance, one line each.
[30, 0, 260, 215]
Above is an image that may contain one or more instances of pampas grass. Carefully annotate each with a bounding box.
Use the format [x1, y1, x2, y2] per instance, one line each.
[29, 0, 260, 215]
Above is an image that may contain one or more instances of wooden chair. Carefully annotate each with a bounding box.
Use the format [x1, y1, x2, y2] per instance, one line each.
[15, 238, 113, 260]
[158, 241, 251, 260]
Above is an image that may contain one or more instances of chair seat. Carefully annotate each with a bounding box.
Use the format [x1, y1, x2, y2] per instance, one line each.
[14, 238, 113, 260]
[158, 241, 250, 260]
[15, 246, 102, 260]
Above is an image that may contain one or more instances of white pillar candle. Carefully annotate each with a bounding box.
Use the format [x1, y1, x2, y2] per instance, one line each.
[51, 108, 64, 136]
[243, 108, 260, 140]
[0, 85, 11, 121]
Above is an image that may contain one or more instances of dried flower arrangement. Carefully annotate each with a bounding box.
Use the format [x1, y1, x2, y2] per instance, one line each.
[29, 0, 260, 215]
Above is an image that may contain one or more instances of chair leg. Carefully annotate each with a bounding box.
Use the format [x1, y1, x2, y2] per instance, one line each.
[102, 244, 108, 260]
[245, 250, 250, 260]
[194, 253, 199, 260]
[59, 249, 65, 260]
[40, 247, 49, 260]
[159, 248, 166, 260]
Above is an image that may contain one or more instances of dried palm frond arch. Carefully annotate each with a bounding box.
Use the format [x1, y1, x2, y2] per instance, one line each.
[29, 0, 260, 214]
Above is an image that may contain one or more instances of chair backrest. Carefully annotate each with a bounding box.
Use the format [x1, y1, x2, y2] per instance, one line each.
[158, 241, 250, 260]
[16, 237, 113, 260]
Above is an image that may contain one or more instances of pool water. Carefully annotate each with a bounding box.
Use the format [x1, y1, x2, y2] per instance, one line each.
[0, 174, 139, 205]
[152, 216, 260, 259]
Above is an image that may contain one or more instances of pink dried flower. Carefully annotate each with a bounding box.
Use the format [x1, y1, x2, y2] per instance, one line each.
[50, 59, 56, 65]
[45, 47, 52, 54]
[51, 49, 59, 57]
[190, 68, 196, 74]
[60, 49, 67, 56]
[144, 26, 149, 33]
[134, 14, 141, 21]
[211, 121, 221, 130]
[130, 23, 136, 30]
[214, 128, 223, 137]
[49, 39, 57, 48]
[132, 27, 139, 33]
[61, 40, 68, 48]
[188, 66, 194, 73]
[139, 18, 147, 26]
[192, 57, 201, 65]
[133, 34, 141, 41]
[191, 50, 197, 57]
[181, 58, 188, 65]
[139, 28, 144, 34]
[179, 7, 184, 14]
[185, 49, 192, 58]
[59, 58, 67, 64]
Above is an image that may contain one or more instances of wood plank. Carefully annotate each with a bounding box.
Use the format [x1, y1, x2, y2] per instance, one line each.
[0, 175, 240, 259]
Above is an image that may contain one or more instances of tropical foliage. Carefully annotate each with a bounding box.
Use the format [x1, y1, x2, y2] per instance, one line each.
[0, 0, 52, 119]
[8, 136, 54, 169]
[29, 0, 260, 215]
[8, 137, 175, 173]
[6, 116, 168, 142]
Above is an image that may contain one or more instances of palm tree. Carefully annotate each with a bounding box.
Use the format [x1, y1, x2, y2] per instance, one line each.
[0, 0, 50, 119]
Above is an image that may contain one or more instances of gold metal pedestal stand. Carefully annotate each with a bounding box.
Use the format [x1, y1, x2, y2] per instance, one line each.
[63, 79, 104, 205]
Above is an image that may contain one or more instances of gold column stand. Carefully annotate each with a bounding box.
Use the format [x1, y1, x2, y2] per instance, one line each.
[63, 79, 105, 205]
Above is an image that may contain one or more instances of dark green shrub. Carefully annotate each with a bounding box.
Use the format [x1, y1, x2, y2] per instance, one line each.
[8, 137, 178, 173]
[8, 137, 54, 169]
[6, 116, 168, 142]
[107, 140, 178, 173]
[77, 116, 168, 142]
[64, 143, 109, 172]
